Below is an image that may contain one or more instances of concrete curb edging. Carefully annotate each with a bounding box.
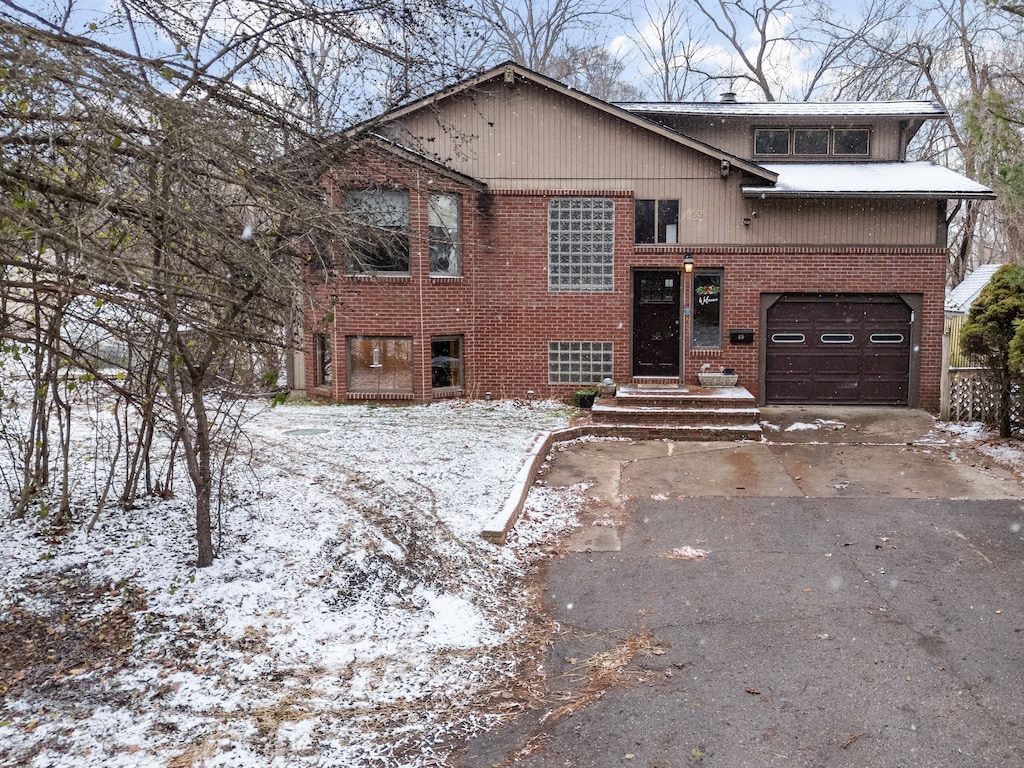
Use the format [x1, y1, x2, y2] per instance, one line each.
[482, 422, 763, 544]
[482, 426, 586, 545]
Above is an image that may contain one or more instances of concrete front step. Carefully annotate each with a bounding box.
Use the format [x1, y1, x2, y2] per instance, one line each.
[592, 403, 761, 427]
[590, 384, 761, 437]
[582, 423, 763, 441]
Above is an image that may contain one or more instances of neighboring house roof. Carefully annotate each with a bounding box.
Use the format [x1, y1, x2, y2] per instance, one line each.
[945, 263, 1002, 315]
[346, 61, 777, 184]
[741, 162, 995, 200]
[615, 101, 946, 119]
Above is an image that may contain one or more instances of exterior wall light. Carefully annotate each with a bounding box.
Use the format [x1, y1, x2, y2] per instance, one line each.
[683, 254, 694, 273]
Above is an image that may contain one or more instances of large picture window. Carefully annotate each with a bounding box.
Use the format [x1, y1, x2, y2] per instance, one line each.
[344, 190, 410, 273]
[347, 336, 413, 393]
[634, 199, 679, 244]
[548, 198, 615, 292]
[428, 194, 461, 276]
[691, 271, 723, 348]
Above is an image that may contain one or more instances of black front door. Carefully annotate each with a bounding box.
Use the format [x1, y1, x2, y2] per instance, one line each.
[632, 270, 681, 376]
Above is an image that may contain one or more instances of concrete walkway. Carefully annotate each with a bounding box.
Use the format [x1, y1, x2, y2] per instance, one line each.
[458, 408, 1024, 768]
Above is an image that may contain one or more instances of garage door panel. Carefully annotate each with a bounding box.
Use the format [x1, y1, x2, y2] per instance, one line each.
[766, 295, 911, 405]
[765, 354, 813, 375]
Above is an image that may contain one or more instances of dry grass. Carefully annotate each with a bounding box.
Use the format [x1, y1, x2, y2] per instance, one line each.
[542, 631, 656, 723]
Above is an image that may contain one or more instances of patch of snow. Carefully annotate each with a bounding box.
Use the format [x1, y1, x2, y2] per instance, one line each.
[0, 398, 583, 768]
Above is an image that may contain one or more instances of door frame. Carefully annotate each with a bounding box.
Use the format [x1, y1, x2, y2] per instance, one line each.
[631, 268, 684, 379]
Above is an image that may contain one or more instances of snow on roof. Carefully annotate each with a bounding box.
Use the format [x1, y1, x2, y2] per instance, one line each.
[945, 263, 1002, 314]
[741, 162, 995, 199]
[615, 100, 945, 118]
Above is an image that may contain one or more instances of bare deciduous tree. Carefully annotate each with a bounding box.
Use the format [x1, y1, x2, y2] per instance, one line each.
[470, 0, 618, 73]
[627, 0, 912, 101]
[0, 0, 460, 566]
[856, 0, 1024, 283]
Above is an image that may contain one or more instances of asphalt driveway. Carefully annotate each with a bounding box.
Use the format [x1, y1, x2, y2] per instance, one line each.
[457, 408, 1024, 768]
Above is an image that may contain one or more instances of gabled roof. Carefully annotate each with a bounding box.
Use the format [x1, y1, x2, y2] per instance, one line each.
[616, 101, 946, 119]
[945, 264, 1002, 314]
[347, 61, 777, 184]
[365, 133, 488, 190]
[741, 162, 995, 200]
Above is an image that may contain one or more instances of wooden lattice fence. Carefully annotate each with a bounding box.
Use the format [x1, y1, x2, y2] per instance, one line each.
[944, 367, 1023, 432]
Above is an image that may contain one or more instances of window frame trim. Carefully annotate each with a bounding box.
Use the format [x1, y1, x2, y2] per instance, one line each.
[343, 188, 412, 275]
[752, 126, 872, 158]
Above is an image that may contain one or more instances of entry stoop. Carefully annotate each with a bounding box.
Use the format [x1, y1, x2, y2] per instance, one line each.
[590, 384, 762, 440]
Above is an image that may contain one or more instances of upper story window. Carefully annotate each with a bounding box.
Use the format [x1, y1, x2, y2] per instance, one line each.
[344, 189, 410, 273]
[635, 199, 679, 244]
[793, 128, 829, 155]
[754, 128, 790, 155]
[833, 128, 870, 156]
[754, 127, 870, 158]
[428, 193, 461, 276]
[548, 197, 615, 292]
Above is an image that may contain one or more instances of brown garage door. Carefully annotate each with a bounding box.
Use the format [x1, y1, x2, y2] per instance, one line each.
[766, 295, 912, 405]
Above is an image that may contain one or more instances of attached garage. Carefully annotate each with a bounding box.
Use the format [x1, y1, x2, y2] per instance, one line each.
[764, 294, 918, 405]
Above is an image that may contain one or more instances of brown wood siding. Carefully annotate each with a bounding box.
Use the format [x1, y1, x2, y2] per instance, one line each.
[391, 82, 940, 247]
[638, 115, 903, 161]
[749, 198, 941, 246]
[393, 82, 716, 188]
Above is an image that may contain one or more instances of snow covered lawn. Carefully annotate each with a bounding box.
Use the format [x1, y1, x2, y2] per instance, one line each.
[0, 399, 585, 767]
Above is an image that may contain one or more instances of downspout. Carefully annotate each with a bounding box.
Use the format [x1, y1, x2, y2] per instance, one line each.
[417, 173, 428, 400]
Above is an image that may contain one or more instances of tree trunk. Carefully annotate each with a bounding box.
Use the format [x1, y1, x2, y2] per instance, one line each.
[191, 386, 215, 568]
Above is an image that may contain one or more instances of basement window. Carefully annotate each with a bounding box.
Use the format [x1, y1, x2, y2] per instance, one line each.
[548, 341, 613, 384]
[347, 336, 413, 393]
[314, 333, 332, 386]
[431, 336, 464, 389]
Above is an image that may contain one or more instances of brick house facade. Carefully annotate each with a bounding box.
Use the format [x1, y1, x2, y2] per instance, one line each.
[300, 63, 993, 412]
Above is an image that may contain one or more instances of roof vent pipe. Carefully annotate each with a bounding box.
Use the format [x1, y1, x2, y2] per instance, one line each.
[720, 91, 737, 103]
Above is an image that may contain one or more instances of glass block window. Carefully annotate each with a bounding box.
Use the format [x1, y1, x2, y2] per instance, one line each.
[548, 198, 615, 292]
[548, 341, 614, 384]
